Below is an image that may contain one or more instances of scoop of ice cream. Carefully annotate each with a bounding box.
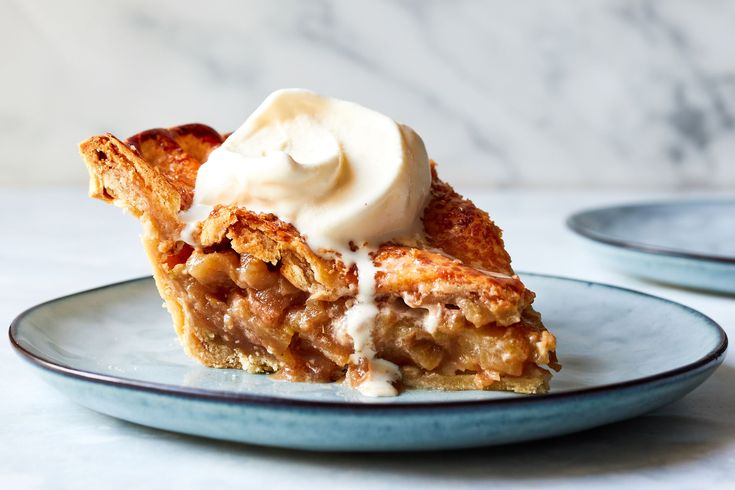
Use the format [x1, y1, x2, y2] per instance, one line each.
[181, 88, 431, 252]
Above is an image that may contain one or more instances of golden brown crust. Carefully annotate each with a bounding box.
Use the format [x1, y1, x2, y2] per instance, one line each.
[424, 164, 513, 275]
[79, 123, 559, 395]
[79, 134, 182, 239]
[374, 246, 532, 327]
[126, 125, 222, 210]
[198, 207, 353, 301]
[167, 124, 226, 164]
[402, 364, 551, 394]
[194, 207, 531, 325]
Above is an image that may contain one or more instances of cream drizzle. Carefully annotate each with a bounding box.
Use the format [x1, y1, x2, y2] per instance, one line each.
[339, 246, 401, 397]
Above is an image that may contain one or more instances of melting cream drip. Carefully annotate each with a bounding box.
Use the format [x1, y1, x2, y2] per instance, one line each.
[180, 89, 431, 397]
[340, 247, 401, 397]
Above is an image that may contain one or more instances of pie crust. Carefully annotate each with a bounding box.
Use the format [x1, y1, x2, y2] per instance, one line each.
[79, 124, 559, 395]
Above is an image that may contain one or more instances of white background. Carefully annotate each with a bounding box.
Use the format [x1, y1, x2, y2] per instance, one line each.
[2, 0, 735, 189]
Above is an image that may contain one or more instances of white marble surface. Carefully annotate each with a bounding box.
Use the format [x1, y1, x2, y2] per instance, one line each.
[1, 186, 734, 489]
[2, 0, 735, 188]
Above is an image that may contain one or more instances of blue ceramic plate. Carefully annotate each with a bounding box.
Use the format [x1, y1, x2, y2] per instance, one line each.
[567, 200, 735, 293]
[9, 274, 726, 451]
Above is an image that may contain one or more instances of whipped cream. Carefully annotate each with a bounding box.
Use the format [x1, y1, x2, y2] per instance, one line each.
[182, 88, 430, 252]
[180, 89, 432, 396]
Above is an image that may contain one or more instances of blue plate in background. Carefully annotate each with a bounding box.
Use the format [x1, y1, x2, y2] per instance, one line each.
[567, 200, 735, 294]
[9, 275, 726, 451]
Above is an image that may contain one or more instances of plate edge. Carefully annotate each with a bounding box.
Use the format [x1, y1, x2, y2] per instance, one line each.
[7, 275, 729, 411]
[566, 202, 735, 265]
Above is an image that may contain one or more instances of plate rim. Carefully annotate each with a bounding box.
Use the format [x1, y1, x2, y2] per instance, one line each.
[566, 199, 735, 265]
[8, 274, 728, 411]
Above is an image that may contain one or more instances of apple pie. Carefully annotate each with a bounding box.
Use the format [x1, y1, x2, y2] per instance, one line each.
[80, 122, 559, 396]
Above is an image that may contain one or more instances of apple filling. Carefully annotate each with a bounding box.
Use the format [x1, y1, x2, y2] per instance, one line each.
[161, 244, 556, 393]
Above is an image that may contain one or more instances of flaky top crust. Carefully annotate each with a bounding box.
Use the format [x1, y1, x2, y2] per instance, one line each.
[80, 125, 535, 328]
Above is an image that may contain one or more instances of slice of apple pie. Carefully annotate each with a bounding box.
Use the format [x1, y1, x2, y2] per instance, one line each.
[79, 90, 558, 396]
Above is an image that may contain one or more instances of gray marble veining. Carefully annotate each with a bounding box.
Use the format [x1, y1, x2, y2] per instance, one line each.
[2, 0, 735, 189]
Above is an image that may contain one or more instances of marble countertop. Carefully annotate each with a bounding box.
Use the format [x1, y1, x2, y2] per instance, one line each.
[1, 187, 733, 489]
[4, 1, 735, 189]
